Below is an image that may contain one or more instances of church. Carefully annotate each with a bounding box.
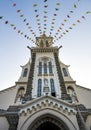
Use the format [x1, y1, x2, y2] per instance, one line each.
[0, 34, 91, 130]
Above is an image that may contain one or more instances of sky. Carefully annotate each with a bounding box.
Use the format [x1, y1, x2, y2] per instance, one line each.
[0, 0, 91, 90]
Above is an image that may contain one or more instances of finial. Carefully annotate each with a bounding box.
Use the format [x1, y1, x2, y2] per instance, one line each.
[42, 31, 46, 37]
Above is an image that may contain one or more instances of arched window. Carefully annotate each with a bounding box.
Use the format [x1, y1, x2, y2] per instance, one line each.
[62, 68, 68, 76]
[46, 40, 49, 47]
[67, 86, 78, 103]
[39, 62, 42, 74]
[50, 79, 56, 97]
[23, 68, 28, 77]
[49, 61, 53, 73]
[40, 40, 44, 47]
[44, 63, 47, 74]
[67, 86, 74, 95]
[37, 79, 42, 97]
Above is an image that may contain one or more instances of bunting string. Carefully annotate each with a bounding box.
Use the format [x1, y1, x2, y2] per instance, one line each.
[10, 0, 36, 39]
[0, 0, 91, 47]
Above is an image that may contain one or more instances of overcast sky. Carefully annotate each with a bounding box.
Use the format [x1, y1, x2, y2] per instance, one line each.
[0, 0, 91, 90]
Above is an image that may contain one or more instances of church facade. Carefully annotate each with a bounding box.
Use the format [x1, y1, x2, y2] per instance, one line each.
[0, 34, 91, 130]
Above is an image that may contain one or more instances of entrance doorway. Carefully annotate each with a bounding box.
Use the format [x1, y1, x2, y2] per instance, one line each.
[28, 114, 69, 130]
[36, 121, 60, 130]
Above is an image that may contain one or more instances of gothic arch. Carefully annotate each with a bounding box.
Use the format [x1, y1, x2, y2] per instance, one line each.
[19, 109, 77, 130]
[27, 114, 69, 130]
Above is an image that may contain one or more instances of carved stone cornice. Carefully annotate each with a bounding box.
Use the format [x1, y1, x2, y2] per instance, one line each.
[31, 47, 59, 53]
[15, 81, 27, 85]
[18, 95, 76, 117]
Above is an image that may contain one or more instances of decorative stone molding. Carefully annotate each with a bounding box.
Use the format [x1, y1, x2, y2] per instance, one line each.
[31, 47, 59, 53]
[54, 52, 72, 101]
[19, 95, 76, 117]
[6, 114, 19, 130]
[25, 52, 36, 101]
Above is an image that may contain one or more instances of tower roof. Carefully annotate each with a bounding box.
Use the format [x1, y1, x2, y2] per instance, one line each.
[36, 33, 53, 48]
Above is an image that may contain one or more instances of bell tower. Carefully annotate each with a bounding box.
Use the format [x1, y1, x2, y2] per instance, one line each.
[24, 34, 71, 102]
[36, 33, 53, 48]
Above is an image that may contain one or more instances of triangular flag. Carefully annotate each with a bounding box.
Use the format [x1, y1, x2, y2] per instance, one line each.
[56, 3, 61, 6]
[17, 10, 21, 13]
[23, 19, 26, 22]
[67, 15, 70, 18]
[21, 32, 23, 35]
[5, 21, 8, 24]
[74, 4, 77, 8]
[55, 8, 59, 11]
[44, 0, 47, 2]
[0, 16, 3, 19]
[70, 11, 74, 13]
[14, 27, 16, 30]
[77, 20, 80, 23]
[26, 23, 29, 25]
[33, 4, 37, 7]
[86, 11, 91, 14]
[62, 23, 64, 26]
[20, 14, 24, 17]
[63, 32, 66, 35]
[69, 27, 72, 29]
[44, 16, 47, 18]
[36, 15, 39, 17]
[10, 24, 14, 26]
[34, 10, 38, 12]
[64, 19, 67, 22]
[36, 19, 40, 21]
[44, 5, 48, 8]
[44, 11, 47, 14]
[82, 16, 85, 19]
[18, 30, 20, 33]
[13, 3, 16, 7]
[54, 14, 57, 16]
[44, 20, 47, 22]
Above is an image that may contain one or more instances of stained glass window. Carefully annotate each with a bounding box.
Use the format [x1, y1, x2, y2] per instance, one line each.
[37, 79, 42, 97]
[62, 68, 68, 76]
[49, 61, 53, 73]
[44, 63, 47, 74]
[39, 62, 42, 74]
